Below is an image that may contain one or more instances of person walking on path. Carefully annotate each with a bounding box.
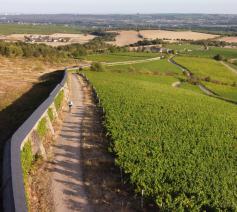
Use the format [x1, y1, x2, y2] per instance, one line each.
[68, 100, 73, 112]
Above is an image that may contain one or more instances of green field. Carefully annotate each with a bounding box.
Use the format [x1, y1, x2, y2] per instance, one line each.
[164, 43, 203, 52]
[0, 23, 81, 35]
[179, 82, 204, 94]
[228, 62, 237, 70]
[84, 70, 237, 210]
[186, 46, 237, 59]
[187, 47, 237, 59]
[203, 82, 237, 102]
[81, 52, 161, 62]
[165, 43, 237, 59]
[174, 56, 237, 84]
[106, 59, 182, 75]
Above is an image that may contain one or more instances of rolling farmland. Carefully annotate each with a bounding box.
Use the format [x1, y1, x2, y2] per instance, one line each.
[186, 47, 237, 60]
[109, 30, 220, 46]
[219, 36, 237, 43]
[174, 56, 237, 84]
[203, 82, 237, 101]
[139, 30, 219, 40]
[106, 59, 182, 75]
[0, 23, 82, 35]
[80, 52, 161, 62]
[172, 44, 237, 60]
[79, 44, 237, 210]
[84, 71, 237, 211]
[1, 12, 237, 212]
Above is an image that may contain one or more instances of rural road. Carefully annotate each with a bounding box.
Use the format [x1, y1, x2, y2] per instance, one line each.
[104, 56, 161, 66]
[221, 61, 237, 74]
[81, 56, 161, 68]
[51, 73, 92, 212]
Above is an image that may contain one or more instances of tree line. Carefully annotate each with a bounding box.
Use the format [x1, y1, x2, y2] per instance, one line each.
[0, 37, 126, 61]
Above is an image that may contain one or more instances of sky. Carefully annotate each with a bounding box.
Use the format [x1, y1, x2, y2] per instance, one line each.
[0, 0, 236, 14]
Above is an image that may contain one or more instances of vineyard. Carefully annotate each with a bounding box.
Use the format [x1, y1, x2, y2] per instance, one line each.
[106, 59, 181, 75]
[185, 47, 237, 59]
[80, 52, 161, 62]
[174, 56, 237, 84]
[203, 82, 237, 101]
[84, 71, 237, 210]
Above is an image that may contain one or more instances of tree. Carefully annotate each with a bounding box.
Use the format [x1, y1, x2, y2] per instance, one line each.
[72, 47, 87, 58]
[5, 45, 23, 57]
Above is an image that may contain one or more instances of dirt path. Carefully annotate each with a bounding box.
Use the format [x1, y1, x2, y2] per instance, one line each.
[50, 73, 154, 211]
[82, 56, 161, 68]
[51, 73, 92, 212]
[104, 56, 161, 66]
[78, 75, 149, 211]
[221, 61, 237, 74]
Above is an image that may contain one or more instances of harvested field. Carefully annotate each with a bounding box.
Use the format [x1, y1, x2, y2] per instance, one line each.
[140, 30, 219, 41]
[219, 37, 237, 43]
[0, 33, 95, 46]
[109, 30, 219, 46]
[108, 30, 141, 46]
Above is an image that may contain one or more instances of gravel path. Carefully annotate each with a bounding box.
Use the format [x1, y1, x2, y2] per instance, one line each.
[51, 73, 92, 212]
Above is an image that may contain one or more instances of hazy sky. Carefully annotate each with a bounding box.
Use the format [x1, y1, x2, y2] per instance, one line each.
[1, 0, 237, 14]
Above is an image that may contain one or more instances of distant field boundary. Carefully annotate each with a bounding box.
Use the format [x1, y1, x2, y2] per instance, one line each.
[2, 67, 79, 212]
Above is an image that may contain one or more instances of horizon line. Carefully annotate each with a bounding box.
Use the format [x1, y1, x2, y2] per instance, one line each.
[0, 12, 237, 15]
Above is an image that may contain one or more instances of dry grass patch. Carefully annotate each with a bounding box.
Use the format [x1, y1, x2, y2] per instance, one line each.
[140, 30, 219, 41]
[0, 56, 76, 144]
[109, 30, 219, 46]
[0, 57, 72, 110]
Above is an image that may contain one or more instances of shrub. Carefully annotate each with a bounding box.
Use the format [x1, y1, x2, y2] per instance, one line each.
[213, 54, 223, 61]
[90, 62, 105, 72]
[37, 117, 47, 139]
[21, 140, 35, 209]
[54, 90, 64, 111]
[204, 76, 211, 82]
[21, 140, 34, 179]
[47, 108, 54, 122]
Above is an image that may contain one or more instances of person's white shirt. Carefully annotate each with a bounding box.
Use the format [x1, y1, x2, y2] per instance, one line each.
[68, 101, 73, 107]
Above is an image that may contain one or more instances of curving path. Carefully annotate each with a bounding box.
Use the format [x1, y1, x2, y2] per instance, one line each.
[51, 73, 92, 212]
[168, 56, 217, 95]
[169, 56, 237, 104]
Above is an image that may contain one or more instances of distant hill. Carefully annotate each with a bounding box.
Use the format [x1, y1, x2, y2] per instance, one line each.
[0, 14, 236, 35]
